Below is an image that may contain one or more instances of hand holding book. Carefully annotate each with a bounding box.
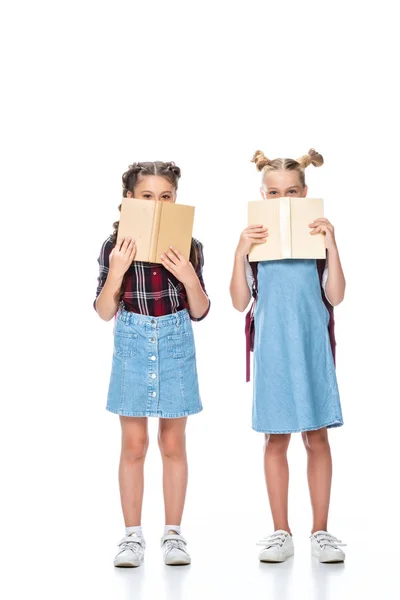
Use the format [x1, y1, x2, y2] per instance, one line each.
[109, 237, 137, 279]
[308, 217, 337, 252]
[160, 246, 198, 287]
[236, 225, 269, 258]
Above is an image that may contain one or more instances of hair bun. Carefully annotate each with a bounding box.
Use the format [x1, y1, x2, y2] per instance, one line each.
[165, 161, 181, 178]
[251, 150, 272, 171]
[297, 149, 324, 169]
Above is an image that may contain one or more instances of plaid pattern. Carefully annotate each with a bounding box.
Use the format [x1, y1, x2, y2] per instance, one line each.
[94, 236, 210, 321]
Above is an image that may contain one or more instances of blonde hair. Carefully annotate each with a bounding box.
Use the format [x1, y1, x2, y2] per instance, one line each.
[251, 148, 324, 187]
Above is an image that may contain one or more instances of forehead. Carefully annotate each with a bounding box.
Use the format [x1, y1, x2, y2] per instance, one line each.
[135, 175, 175, 192]
[264, 169, 302, 188]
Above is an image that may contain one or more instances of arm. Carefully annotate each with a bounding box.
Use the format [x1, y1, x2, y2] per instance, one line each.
[230, 254, 251, 312]
[160, 243, 210, 321]
[94, 237, 136, 321]
[309, 218, 346, 306]
[324, 248, 346, 306]
[230, 225, 268, 312]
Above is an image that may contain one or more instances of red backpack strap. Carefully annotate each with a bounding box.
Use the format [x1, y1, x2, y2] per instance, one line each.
[245, 260, 258, 382]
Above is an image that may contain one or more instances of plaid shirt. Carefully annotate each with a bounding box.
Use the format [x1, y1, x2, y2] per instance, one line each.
[94, 236, 210, 321]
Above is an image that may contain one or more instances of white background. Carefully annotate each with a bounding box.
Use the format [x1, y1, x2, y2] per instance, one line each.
[1, 0, 399, 598]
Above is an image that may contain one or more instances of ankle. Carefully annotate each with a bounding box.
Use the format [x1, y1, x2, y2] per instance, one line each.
[164, 524, 181, 536]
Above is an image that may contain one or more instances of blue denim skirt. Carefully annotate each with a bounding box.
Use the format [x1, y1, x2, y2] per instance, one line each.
[106, 308, 203, 418]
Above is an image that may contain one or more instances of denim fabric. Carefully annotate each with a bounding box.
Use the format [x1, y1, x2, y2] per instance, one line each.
[107, 308, 203, 418]
[252, 259, 343, 433]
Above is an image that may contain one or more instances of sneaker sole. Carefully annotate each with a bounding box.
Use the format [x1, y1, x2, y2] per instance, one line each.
[312, 549, 345, 563]
[165, 558, 191, 566]
[114, 559, 143, 568]
[259, 550, 294, 563]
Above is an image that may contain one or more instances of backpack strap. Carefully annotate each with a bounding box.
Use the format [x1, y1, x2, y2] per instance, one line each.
[244, 260, 258, 382]
[316, 253, 336, 366]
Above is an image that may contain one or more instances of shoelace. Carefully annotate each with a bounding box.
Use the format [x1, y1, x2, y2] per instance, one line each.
[118, 535, 143, 556]
[162, 534, 188, 554]
[256, 532, 287, 549]
[312, 532, 347, 549]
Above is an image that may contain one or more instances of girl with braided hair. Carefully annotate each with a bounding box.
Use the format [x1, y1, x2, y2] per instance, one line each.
[230, 149, 346, 563]
[94, 161, 210, 568]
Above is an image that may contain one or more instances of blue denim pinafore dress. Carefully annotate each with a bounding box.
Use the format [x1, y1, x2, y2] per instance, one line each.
[252, 259, 343, 433]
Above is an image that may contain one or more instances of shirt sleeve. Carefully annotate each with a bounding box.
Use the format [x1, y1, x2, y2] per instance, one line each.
[190, 239, 210, 322]
[321, 260, 333, 306]
[245, 256, 256, 296]
[93, 237, 114, 310]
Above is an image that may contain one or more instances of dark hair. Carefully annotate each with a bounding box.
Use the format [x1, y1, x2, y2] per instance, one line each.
[112, 161, 199, 303]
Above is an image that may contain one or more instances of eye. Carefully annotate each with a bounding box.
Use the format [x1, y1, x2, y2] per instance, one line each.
[288, 189, 298, 194]
[162, 194, 171, 200]
[268, 191, 277, 196]
[143, 194, 152, 199]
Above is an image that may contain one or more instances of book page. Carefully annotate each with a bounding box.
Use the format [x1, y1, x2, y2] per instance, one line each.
[248, 198, 282, 261]
[290, 198, 326, 259]
[117, 198, 155, 262]
[155, 202, 195, 262]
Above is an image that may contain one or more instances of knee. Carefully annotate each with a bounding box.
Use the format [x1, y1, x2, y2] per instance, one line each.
[158, 431, 186, 459]
[264, 434, 290, 456]
[302, 429, 330, 453]
[121, 436, 149, 462]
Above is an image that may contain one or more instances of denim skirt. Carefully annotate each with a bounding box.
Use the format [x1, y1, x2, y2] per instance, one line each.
[106, 308, 203, 418]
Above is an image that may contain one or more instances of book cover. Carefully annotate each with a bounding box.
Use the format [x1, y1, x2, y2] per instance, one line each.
[248, 197, 326, 261]
[117, 198, 195, 263]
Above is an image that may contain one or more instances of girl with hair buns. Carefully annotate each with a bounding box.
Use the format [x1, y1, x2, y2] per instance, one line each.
[94, 161, 210, 568]
[230, 149, 346, 563]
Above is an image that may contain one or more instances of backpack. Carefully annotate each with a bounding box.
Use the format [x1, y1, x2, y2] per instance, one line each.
[245, 254, 336, 382]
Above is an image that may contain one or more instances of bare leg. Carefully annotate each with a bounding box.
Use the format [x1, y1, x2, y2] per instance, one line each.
[264, 434, 292, 533]
[302, 428, 332, 533]
[158, 417, 188, 525]
[118, 416, 149, 526]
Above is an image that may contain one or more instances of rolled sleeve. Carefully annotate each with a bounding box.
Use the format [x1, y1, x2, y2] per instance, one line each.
[93, 236, 113, 310]
[321, 259, 333, 306]
[190, 239, 210, 322]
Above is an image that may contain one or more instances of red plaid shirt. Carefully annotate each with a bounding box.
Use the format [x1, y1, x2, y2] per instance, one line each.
[94, 236, 210, 321]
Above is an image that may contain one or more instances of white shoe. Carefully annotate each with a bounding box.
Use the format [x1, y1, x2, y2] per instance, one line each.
[114, 533, 146, 567]
[257, 530, 294, 562]
[310, 531, 346, 563]
[161, 531, 191, 565]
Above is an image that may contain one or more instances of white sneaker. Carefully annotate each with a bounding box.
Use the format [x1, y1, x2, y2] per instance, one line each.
[310, 531, 346, 563]
[114, 532, 146, 567]
[257, 530, 294, 562]
[161, 530, 191, 565]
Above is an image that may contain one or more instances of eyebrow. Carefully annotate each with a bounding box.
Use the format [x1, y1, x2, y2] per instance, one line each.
[141, 190, 172, 194]
[268, 186, 300, 191]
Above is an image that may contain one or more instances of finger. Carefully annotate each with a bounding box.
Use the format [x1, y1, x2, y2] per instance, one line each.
[309, 218, 331, 226]
[247, 225, 268, 231]
[129, 242, 137, 259]
[120, 237, 133, 252]
[160, 255, 177, 273]
[160, 253, 177, 268]
[310, 226, 327, 235]
[248, 232, 269, 239]
[164, 250, 179, 265]
[169, 246, 184, 261]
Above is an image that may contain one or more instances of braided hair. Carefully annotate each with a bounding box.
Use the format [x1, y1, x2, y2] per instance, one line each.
[112, 161, 199, 302]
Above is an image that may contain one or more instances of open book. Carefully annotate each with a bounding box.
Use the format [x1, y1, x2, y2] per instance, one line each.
[248, 197, 326, 261]
[117, 198, 195, 263]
